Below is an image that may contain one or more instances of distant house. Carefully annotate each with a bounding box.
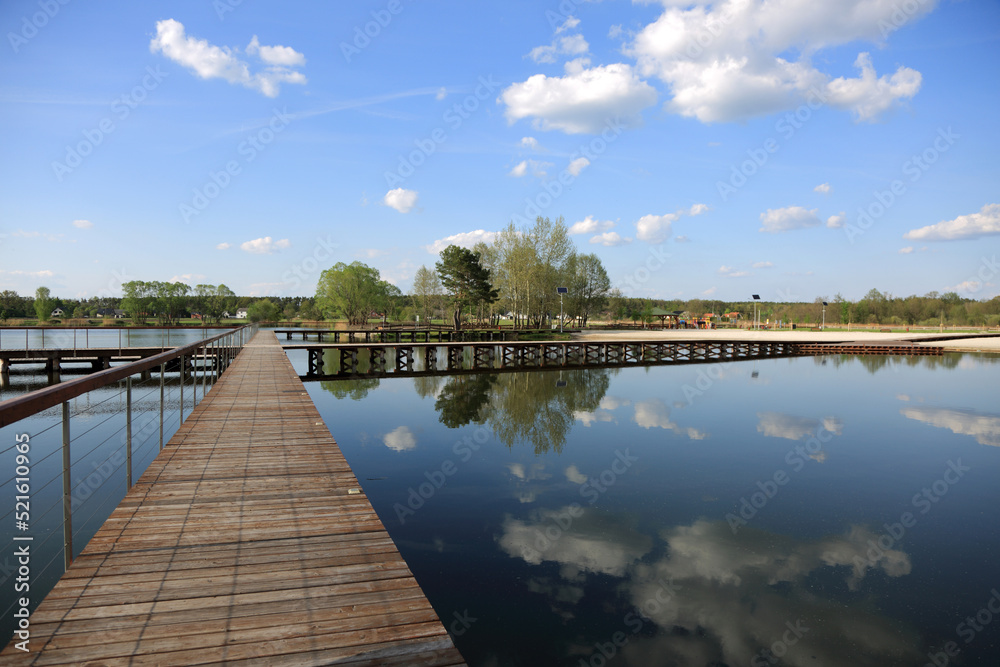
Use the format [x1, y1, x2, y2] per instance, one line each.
[97, 308, 126, 319]
[50, 307, 65, 318]
[235, 308, 249, 319]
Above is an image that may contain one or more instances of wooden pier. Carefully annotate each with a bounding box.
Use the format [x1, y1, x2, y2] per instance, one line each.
[274, 327, 569, 343]
[290, 338, 948, 380]
[0, 347, 232, 376]
[2, 332, 466, 666]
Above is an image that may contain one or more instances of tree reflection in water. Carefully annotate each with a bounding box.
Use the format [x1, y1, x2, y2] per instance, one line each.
[431, 369, 613, 454]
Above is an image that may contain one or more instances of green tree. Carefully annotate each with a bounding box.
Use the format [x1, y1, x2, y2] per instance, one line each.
[564, 253, 611, 326]
[436, 245, 498, 330]
[246, 298, 279, 323]
[412, 265, 443, 323]
[316, 262, 399, 325]
[121, 280, 156, 323]
[34, 287, 54, 322]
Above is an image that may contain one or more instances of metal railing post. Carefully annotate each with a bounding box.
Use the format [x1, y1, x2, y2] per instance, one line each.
[179, 354, 184, 425]
[126, 376, 132, 489]
[159, 363, 165, 451]
[61, 402, 73, 570]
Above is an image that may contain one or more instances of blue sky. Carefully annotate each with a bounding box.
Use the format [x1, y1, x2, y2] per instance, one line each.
[1, 0, 997, 302]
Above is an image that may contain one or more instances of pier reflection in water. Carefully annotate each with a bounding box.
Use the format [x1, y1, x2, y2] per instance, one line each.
[291, 350, 1000, 666]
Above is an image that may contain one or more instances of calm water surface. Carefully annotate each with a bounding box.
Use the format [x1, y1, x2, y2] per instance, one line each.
[288, 350, 1000, 667]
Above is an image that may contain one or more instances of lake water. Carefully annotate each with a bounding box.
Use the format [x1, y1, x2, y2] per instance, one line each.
[3, 343, 999, 665]
[287, 349, 1000, 667]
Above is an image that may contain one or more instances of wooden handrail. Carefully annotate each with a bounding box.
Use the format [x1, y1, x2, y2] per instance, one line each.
[0, 325, 254, 428]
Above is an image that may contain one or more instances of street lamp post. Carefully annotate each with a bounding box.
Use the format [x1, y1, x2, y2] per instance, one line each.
[557, 287, 568, 333]
[752, 294, 760, 330]
[822, 301, 828, 330]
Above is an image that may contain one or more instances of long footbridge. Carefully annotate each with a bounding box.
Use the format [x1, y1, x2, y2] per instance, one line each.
[1, 331, 466, 666]
[289, 338, 946, 380]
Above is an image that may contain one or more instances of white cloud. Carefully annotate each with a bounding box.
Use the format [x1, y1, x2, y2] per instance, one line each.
[529, 33, 590, 64]
[752, 261, 773, 269]
[901, 407, 1000, 447]
[501, 62, 657, 134]
[150, 19, 306, 98]
[825, 52, 922, 122]
[509, 159, 553, 179]
[169, 273, 205, 284]
[384, 188, 419, 213]
[520, 136, 540, 151]
[555, 15, 580, 34]
[384, 426, 417, 452]
[435, 87, 448, 101]
[240, 236, 291, 254]
[826, 213, 846, 228]
[216, 242, 231, 250]
[903, 203, 1000, 241]
[425, 229, 497, 255]
[634, 399, 707, 440]
[0, 269, 54, 278]
[564, 465, 588, 484]
[718, 265, 749, 278]
[569, 216, 615, 235]
[567, 156, 590, 176]
[72, 219, 93, 230]
[814, 182, 832, 194]
[627, 2, 930, 123]
[675, 235, 690, 243]
[635, 212, 680, 244]
[589, 232, 632, 247]
[757, 412, 840, 441]
[688, 203, 709, 216]
[245, 35, 305, 67]
[759, 206, 821, 233]
[899, 246, 914, 254]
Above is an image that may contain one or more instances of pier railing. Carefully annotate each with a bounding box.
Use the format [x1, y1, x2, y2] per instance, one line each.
[0, 325, 257, 614]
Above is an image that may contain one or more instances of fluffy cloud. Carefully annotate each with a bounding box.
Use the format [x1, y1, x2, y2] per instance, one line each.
[425, 229, 497, 254]
[899, 246, 914, 254]
[636, 213, 680, 244]
[814, 182, 832, 194]
[621, 519, 921, 664]
[529, 33, 590, 64]
[757, 411, 841, 441]
[216, 242, 231, 250]
[384, 188, 418, 213]
[520, 136, 540, 150]
[752, 261, 774, 269]
[826, 213, 846, 228]
[903, 203, 1000, 241]
[384, 426, 417, 452]
[567, 156, 590, 176]
[589, 231, 631, 247]
[901, 407, 1000, 447]
[718, 265, 749, 278]
[498, 507, 653, 577]
[240, 236, 290, 254]
[509, 159, 553, 179]
[564, 465, 588, 484]
[150, 19, 306, 98]
[635, 204, 708, 243]
[825, 52, 922, 122]
[501, 62, 657, 134]
[634, 399, 707, 440]
[627, 1, 930, 123]
[569, 216, 615, 235]
[759, 206, 821, 233]
[72, 219, 93, 229]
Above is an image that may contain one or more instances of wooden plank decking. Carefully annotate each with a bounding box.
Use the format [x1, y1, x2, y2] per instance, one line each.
[2, 331, 466, 666]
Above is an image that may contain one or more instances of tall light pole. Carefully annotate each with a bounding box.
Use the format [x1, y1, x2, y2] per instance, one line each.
[822, 301, 828, 330]
[557, 287, 568, 333]
[752, 294, 760, 330]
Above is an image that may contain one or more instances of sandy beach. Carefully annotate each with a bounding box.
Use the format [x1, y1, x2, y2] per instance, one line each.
[571, 329, 1000, 352]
